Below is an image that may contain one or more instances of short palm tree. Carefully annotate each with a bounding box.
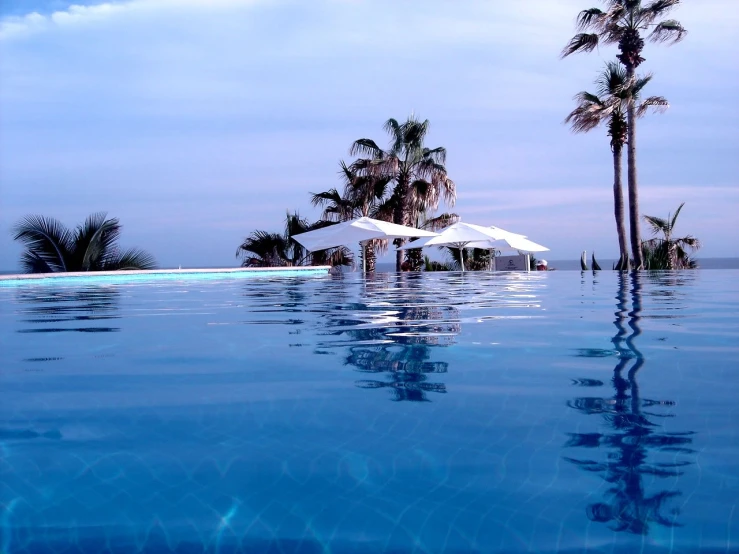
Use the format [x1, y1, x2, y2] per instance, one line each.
[237, 211, 353, 268]
[350, 115, 456, 270]
[566, 61, 668, 271]
[310, 161, 393, 272]
[562, 0, 687, 268]
[12, 213, 156, 273]
[642, 202, 700, 269]
[236, 230, 290, 267]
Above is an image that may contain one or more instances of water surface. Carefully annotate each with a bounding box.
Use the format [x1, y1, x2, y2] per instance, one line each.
[1, 271, 737, 553]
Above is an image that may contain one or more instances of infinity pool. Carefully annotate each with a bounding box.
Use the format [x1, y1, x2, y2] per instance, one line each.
[1, 271, 737, 553]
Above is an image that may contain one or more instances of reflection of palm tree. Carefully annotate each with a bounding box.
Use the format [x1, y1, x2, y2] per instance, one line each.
[315, 278, 459, 401]
[350, 345, 448, 402]
[15, 286, 121, 337]
[566, 273, 694, 534]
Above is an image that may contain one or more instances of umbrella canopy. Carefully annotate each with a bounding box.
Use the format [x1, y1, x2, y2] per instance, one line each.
[292, 217, 438, 252]
[468, 235, 550, 253]
[396, 222, 547, 272]
[397, 222, 525, 272]
[396, 222, 523, 251]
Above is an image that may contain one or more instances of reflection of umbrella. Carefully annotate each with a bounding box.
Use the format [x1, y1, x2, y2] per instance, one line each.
[292, 216, 438, 272]
[397, 222, 523, 272]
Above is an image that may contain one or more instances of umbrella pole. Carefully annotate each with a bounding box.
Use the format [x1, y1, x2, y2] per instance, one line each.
[362, 242, 366, 273]
[459, 247, 465, 273]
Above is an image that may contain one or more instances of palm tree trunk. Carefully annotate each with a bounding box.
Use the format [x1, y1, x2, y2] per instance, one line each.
[612, 144, 630, 271]
[393, 177, 408, 271]
[365, 241, 376, 272]
[626, 66, 644, 269]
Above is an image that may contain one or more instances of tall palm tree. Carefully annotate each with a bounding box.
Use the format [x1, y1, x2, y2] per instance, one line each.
[642, 202, 700, 269]
[311, 161, 393, 272]
[350, 115, 456, 270]
[562, 0, 687, 268]
[566, 62, 668, 270]
[12, 212, 156, 273]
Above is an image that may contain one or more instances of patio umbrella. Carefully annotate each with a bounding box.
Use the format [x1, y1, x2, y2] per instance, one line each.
[397, 222, 523, 272]
[468, 235, 549, 253]
[291, 216, 438, 272]
[467, 235, 549, 271]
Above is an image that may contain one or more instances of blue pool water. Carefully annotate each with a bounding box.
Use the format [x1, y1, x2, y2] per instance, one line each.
[0, 271, 737, 553]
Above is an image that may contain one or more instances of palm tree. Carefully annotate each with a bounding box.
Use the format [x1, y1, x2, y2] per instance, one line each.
[237, 211, 354, 268]
[350, 115, 456, 270]
[12, 212, 156, 273]
[642, 202, 700, 269]
[236, 230, 290, 267]
[562, 0, 687, 268]
[566, 62, 668, 270]
[310, 161, 393, 272]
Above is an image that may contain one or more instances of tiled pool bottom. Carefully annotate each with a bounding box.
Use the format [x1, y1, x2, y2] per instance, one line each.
[0, 271, 737, 554]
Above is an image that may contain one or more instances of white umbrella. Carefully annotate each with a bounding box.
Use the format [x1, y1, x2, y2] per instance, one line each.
[397, 222, 523, 272]
[468, 235, 550, 253]
[291, 216, 438, 272]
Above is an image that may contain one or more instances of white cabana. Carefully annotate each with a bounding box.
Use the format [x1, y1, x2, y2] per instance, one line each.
[291, 216, 438, 272]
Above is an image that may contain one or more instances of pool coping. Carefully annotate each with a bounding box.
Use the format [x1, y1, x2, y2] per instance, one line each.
[0, 266, 331, 282]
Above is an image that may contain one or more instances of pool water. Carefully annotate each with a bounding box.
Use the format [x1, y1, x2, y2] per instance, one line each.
[0, 271, 737, 553]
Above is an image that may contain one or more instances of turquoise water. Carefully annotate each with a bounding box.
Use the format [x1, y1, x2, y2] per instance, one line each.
[0, 268, 328, 288]
[0, 271, 737, 553]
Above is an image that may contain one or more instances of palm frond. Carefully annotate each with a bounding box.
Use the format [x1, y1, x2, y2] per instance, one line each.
[575, 90, 606, 105]
[19, 251, 55, 274]
[576, 8, 607, 31]
[435, 175, 456, 207]
[349, 138, 385, 159]
[649, 19, 687, 43]
[399, 117, 430, 153]
[669, 202, 685, 230]
[637, 95, 669, 117]
[370, 197, 397, 222]
[421, 213, 459, 231]
[410, 178, 431, 199]
[643, 214, 669, 235]
[382, 118, 403, 153]
[73, 212, 121, 271]
[236, 230, 289, 267]
[565, 102, 609, 133]
[310, 188, 343, 208]
[12, 214, 74, 272]
[109, 247, 157, 270]
[596, 61, 628, 97]
[422, 146, 447, 164]
[338, 160, 355, 184]
[642, 0, 681, 22]
[675, 235, 700, 250]
[631, 72, 654, 97]
[561, 33, 600, 58]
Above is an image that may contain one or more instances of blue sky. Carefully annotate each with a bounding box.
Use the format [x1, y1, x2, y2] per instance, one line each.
[1, 0, 737, 270]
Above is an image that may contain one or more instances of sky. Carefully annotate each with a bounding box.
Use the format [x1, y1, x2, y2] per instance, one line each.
[1, 0, 737, 270]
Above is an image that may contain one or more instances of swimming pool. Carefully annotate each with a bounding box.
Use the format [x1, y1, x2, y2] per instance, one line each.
[1, 271, 737, 553]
